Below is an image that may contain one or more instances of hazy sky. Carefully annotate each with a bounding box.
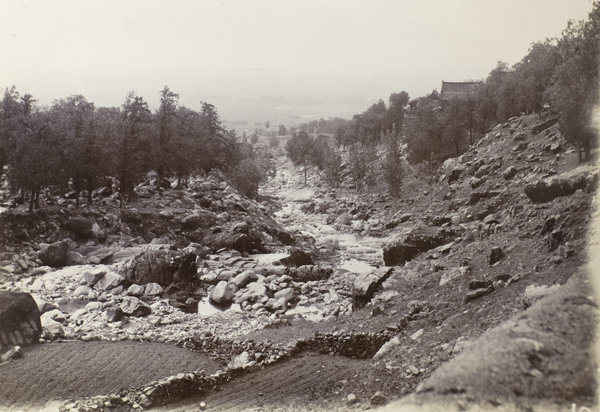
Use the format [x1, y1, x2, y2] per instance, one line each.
[0, 0, 596, 124]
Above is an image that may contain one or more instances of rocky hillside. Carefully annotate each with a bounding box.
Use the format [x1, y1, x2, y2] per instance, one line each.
[0, 112, 597, 411]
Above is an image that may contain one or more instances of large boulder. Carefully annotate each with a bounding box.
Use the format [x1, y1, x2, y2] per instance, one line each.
[524, 175, 587, 203]
[383, 227, 451, 266]
[209, 281, 235, 304]
[353, 267, 394, 308]
[120, 297, 151, 317]
[180, 211, 219, 230]
[280, 247, 314, 267]
[37, 240, 70, 267]
[0, 291, 42, 353]
[120, 246, 197, 287]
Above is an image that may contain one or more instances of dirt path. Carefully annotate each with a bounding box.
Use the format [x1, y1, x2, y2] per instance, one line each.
[0, 341, 221, 412]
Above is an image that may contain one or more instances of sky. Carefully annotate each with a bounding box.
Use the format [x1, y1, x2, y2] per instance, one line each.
[0, 0, 596, 125]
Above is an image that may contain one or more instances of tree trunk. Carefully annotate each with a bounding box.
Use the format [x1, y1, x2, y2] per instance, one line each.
[34, 189, 40, 209]
[29, 188, 35, 213]
[87, 179, 93, 204]
[75, 190, 80, 209]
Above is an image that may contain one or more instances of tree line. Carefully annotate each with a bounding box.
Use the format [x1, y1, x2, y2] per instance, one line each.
[0, 86, 272, 211]
[297, 2, 599, 168]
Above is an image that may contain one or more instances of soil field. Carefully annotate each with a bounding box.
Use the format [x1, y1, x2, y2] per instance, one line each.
[153, 352, 379, 412]
[0, 341, 221, 412]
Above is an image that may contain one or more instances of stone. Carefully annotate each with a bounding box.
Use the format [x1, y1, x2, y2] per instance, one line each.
[409, 365, 420, 375]
[231, 271, 256, 288]
[35, 298, 57, 315]
[41, 309, 66, 324]
[524, 174, 587, 203]
[66, 251, 86, 266]
[353, 267, 394, 308]
[64, 217, 95, 238]
[503, 166, 517, 180]
[273, 288, 296, 305]
[1, 346, 23, 362]
[383, 227, 449, 266]
[180, 211, 218, 230]
[447, 165, 465, 184]
[489, 247, 504, 265]
[347, 394, 357, 404]
[84, 269, 106, 286]
[120, 297, 152, 317]
[464, 285, 494, 303]
[120, 247, 197, 287]
[0, 291, 42, 353]
[74, 285, 93, 296]
[280, 247, 314, 267]
[127, 284, 145, 297]
[93, 271, 125, 291]
[239, 282, 268, 304]
[37, 241, 70, 267]
[228, 351, 251, 369]
[42, 319, 65, 339]
[143, 283, 163, 297]
[334, 212, 352, 226]
[370, 392, 387, 407]
[210, 281, 234, 304]
[106, 307, 124, 322]
[373, 336, 400, 360]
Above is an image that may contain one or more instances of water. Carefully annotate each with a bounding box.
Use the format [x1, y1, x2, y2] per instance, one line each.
[197, 298, 241, 317]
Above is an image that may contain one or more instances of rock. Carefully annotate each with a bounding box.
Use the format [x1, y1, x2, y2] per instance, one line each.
[0, 291, 42, 353]
[464, 285, 494, 303]
[353, 267, 394, 308]
[84, 269, 106, 286]
[383, 227, 450, 266]
[273, 288, 296, 305]
[373, 336, 400, 360]
[73, 285, 93, 296]
[93, 271, 125, 291]
[66, 251, 86, 266]
[469, 177, 483, 189]
[347, 394, 357, 404]
[127, 284, 145, 296]
[370, 391, 388, 407]
[64, 217, 95, 238]
[120, 297, 152, 317]
[1, 346, 23, 362]
[408, 365, 420, 375]
[120, 208, 143, 223]
[447, 165, 465, 184]
[42, 320, 65, 339]
[280, 247, 314, 267]
[531, 115, 558, 134]
[228, 351, 251, 369]
[524, 174, 588, 203]
[37, 241, 70, 267]
[210, 281, 235, 304]
[239, 282, 268, 304]
[41, 309, 66, 324]
[180, 211, 218, 230]
[489, 247, 504, 265]
[334, 212, 352, 226]
[143, 282, 163, 297]
[34, 298, 57, 315]
[503, 166, 517, 180]
[106, 307, 124, 322]
[120, 246, 197, 287]
[231, 271, 256, 288]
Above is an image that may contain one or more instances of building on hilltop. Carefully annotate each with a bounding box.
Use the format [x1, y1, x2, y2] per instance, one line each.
[440, 81, 481, 101]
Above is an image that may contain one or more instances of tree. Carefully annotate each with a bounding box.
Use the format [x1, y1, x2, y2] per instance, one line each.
[546, 3, 600, 162]
[284, 129, 313, 185]
[0, 86, 23, 182]
[382, 128, 404, 200]
[120, 92, 152, 204]
[269, 134, 279, 148]
[155, 86, 179, 186]
[348, 142, 377, 192]
[386, 91, 410, 134]
[278, 124, 287, 136]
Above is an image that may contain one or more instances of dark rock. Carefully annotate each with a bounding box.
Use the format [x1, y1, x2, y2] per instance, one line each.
[512, 142, 528, 152]
[548, 229, 563, 252]
[64, 217, 94, 238]
[37, 241, 70, 267]
[448, 166, 465, 184]
[106, 307, 124, 322]
[469, 280, 493, 290]
[0, 291, 42, 353]
[120, 247, 197, 287]
[120, 297, 151, 317]
[464, 285, 494, 303]
[540, 216, 556, 235]
[180, 211, 218, 230]
[531, 116, 558, 134]
[280, 247, 314, 267]
[489, 247, 504, 265]
[120, 208, 143, 224]
[524, 175, 587, 203]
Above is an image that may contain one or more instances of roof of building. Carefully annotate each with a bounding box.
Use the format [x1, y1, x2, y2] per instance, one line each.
[440, 81, 481, 100]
